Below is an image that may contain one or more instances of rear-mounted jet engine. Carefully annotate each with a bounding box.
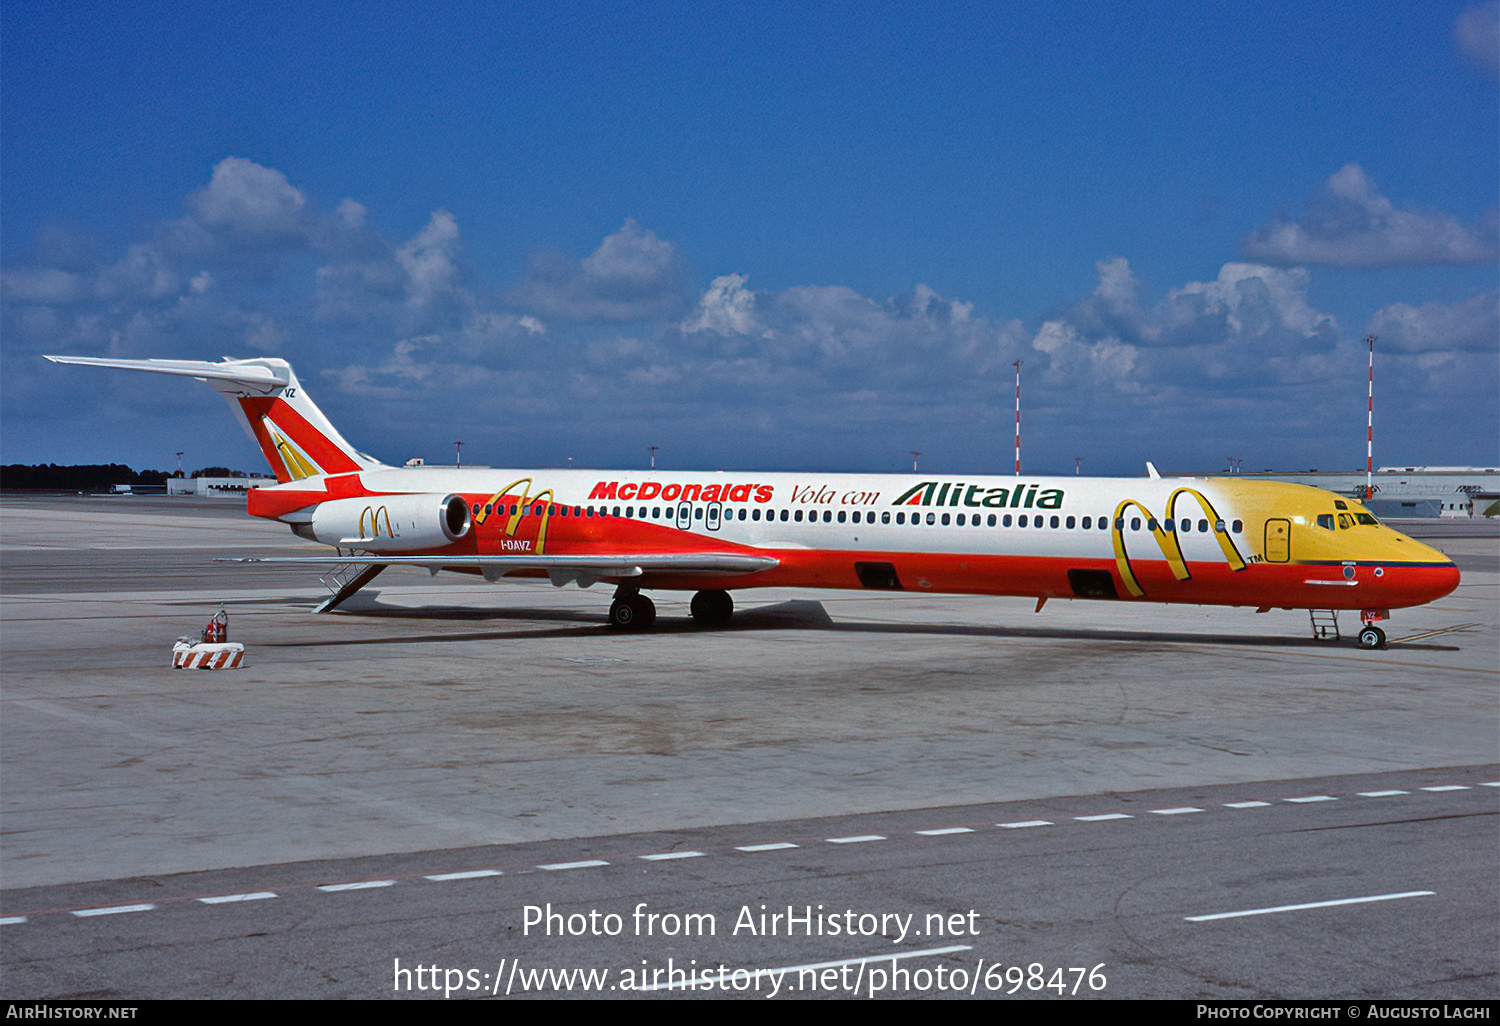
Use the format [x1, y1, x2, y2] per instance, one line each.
[293, 493, 471, 552]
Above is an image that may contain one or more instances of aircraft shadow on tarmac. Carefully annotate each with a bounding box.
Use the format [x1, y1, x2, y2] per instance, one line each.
[250, 592, 1465, 652]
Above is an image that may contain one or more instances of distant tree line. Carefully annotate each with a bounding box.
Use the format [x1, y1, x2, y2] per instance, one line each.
[0, 464, 248, 491]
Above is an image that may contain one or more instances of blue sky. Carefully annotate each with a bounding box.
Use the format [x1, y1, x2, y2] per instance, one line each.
[3, 1, 1496, 476]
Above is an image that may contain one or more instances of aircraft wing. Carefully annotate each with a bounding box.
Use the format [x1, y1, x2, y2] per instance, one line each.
[227, 551, 778, 583]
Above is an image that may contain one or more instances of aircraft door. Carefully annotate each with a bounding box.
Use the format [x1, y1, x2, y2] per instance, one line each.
[706, 501, 722, 531]
[676, 502, 693, 530]
[1264, 518, 1291, 563]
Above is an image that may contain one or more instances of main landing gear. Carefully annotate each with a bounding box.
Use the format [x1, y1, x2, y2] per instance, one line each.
[608, 588, 656, 631]
[689, 589, 734, 627]
[607, 588, 734, 631]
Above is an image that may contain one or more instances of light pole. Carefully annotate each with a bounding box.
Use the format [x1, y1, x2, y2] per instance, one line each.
[1013, 360, 1022, 476]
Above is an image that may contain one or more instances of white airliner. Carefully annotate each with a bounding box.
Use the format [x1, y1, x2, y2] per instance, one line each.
[45, 355, 1460, 648]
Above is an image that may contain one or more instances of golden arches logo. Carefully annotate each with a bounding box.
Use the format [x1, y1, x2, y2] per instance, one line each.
[473, 478, 555, 553]
[1111, 487, 1246, 598]
[271, 428, 319, 481]
[357, 504, 394, 539]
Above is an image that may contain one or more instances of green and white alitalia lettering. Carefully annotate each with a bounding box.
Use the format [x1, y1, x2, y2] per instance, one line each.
[891, 481, 1064, 510]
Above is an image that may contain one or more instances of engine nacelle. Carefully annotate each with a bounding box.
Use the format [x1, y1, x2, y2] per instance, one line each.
[294, 493, 471, 552]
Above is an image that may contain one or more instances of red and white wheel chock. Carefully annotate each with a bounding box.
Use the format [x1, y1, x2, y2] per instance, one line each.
[171, 606, 246, 669]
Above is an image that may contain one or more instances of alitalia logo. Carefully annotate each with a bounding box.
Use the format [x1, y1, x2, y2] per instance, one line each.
[892, 481, 1064, 510]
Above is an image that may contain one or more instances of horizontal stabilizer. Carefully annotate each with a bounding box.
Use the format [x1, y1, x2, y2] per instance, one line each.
[43, 355, 290, 390]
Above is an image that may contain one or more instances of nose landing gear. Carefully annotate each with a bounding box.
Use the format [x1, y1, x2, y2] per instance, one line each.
[1358, 608, 1390, 649]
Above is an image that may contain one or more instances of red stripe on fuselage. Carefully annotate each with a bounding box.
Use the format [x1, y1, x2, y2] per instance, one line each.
[465, 501, 1459, 611]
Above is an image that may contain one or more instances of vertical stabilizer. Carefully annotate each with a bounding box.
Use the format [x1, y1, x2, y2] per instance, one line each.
[42, 355, 384, 482]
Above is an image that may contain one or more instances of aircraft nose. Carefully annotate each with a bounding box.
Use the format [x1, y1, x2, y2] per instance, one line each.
[1396, 551, 1460, 606]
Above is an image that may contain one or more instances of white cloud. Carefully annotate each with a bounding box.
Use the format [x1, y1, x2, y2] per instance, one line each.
[1455, 1, 1500, 74]
[184, 157, 309, 247]
[1166, 263, 1335, 343]
[682, 273, 762, 336]
[396, 210, 463, 308]
[0, 267, 86, 305]
[1366, 290, 1500, 353]
[510, 219, 687, 322]
[96, 243, 180, 300]
[1030, 320, 1139, 389]
[1243, 164, 1498, 267]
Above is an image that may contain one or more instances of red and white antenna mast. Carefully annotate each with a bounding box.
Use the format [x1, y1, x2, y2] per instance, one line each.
[1013, 360, 1022, 476]
[1365, 335, 1376, 500]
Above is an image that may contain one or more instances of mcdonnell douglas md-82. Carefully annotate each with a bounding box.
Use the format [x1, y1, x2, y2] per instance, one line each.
[45, 355, 1460, 648]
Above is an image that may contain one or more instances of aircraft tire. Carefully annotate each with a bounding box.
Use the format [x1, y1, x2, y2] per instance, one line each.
[609, 598, 635, 630]
[1358, 625, 1386, 649]
[632, 595, 656, 630]
[609, 595, 656, 632]
[690, 589, 734, 627]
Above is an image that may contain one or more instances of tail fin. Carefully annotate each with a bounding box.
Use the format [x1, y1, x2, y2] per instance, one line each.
[43, 355, 384, 483]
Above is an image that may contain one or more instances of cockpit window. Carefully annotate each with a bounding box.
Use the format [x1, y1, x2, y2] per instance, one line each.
[1337, 513, 1353, 529]
[1317, 514, 1335, 530]
[1334, 500, 1348, 510]
[1355, 513, 1379, 526]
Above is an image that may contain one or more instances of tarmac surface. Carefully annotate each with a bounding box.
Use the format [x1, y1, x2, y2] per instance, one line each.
[1, 494, 1495, 999]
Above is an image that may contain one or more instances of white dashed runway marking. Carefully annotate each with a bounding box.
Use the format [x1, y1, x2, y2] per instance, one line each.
[5, 776, 1488, 927]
